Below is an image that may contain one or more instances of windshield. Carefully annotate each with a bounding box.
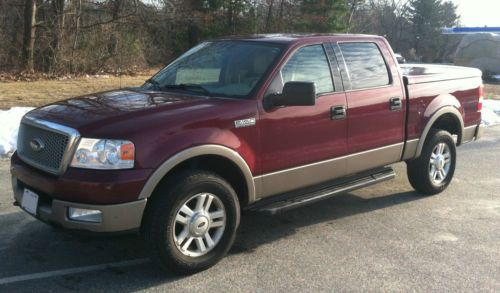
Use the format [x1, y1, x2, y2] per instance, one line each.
[145, 41, 284, 98]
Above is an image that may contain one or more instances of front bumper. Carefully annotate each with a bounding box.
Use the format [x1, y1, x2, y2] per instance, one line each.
[12, 176, 147, 232]
[10, 152, 152, 233]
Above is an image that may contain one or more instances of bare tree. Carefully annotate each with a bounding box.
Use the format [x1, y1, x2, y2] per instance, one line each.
[21, 0, 36, 71]
[0, 0, 461, 74]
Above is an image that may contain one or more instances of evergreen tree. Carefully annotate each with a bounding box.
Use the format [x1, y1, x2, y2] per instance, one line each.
[296, 0, 349, 33]
[408, 0, 459, 62]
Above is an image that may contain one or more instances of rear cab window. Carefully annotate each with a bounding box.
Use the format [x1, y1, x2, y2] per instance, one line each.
[338, 42, 391, 90]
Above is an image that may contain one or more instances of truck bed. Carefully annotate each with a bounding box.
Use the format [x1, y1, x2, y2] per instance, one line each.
[401, 64, 482, 84]
[402, 64, 483, 141]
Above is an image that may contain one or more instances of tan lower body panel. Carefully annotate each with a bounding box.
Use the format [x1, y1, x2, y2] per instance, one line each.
[402, 139, 419, 161]
[462, 125, 479, 143]
[346, 143, 404, 174]
[254, 143, 404, 199]
[254, 156, 347, 199]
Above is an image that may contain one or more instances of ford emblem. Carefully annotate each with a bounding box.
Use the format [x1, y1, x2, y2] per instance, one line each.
[30, 138, 45, 152]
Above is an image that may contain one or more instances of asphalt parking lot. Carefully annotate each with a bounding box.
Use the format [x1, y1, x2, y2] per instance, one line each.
[0, 127, 499, 292]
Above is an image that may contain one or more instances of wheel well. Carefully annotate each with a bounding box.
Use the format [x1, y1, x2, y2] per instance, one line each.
[429, 113, 462, 144]
[152, 155, 249, 207]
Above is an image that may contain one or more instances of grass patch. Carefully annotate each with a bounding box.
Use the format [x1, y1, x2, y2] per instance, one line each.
[0, 71, 156, 109]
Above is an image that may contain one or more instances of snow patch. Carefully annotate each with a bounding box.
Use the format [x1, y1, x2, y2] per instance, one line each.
[482, 99, 500, 126]
[0, 107, 34, 156]
[85, 74, 111, 79]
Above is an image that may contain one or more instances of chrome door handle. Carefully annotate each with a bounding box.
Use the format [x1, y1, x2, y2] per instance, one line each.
[389, 97, 402, 111]
[331, 105, 346, 120]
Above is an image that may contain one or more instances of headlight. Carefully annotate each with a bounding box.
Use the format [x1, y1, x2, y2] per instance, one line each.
[70, 138, 135, 169]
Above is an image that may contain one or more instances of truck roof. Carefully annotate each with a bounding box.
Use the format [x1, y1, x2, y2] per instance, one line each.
[214, 33, 384, 45]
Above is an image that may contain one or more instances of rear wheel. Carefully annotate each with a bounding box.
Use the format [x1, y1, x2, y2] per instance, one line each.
[407, 129, 456, 195]
[142, 170, 240, 274]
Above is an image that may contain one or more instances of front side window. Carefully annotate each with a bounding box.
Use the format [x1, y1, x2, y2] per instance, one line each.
[339, 42, 390, 90]
[268, 45, 334, 96]
[147, 41, 283, 98]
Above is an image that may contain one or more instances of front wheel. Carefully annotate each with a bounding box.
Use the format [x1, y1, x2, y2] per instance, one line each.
[406, 129, 457, 195]
[142, 170, 240, 274]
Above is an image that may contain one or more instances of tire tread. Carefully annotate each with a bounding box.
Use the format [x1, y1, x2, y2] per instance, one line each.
[406, 129, 456, 195]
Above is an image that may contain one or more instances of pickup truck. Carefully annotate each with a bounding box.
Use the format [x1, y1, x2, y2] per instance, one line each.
[11, 34, 485, 274]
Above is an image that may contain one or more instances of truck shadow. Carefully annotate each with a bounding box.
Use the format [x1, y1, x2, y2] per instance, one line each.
[232, 190, 422, 254]
[0, 189, 422, 290]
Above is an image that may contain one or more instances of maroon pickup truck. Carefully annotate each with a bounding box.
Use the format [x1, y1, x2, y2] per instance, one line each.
[11, 34, 484, 273]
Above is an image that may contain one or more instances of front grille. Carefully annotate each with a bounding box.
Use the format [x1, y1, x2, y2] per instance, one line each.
[17, 118, 79, 175]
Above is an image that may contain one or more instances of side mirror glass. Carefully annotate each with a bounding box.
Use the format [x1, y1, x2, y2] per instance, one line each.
[267, 81, 316, 108]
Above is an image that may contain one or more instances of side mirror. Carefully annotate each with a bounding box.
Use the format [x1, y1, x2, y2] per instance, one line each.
[267, 81, 316, 108]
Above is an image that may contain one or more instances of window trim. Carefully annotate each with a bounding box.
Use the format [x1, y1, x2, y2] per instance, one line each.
[264, 43, 337, 98]
[335, 41, 394, 92]
[324, 43, 344, 92]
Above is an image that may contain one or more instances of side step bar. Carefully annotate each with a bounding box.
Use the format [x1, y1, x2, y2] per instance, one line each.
[246, 167, 395, 215]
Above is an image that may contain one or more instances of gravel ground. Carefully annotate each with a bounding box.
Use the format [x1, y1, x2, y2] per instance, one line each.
[0, 127, 499, 292]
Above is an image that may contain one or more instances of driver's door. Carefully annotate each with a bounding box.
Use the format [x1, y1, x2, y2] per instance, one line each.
[257, 44, 348, 198]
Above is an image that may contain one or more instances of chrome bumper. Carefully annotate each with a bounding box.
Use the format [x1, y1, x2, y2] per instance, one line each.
[12, 177, 146, 233]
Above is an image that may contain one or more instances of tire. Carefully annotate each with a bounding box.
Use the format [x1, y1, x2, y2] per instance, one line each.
[406, 129, 457, 195]
[141, 170, 240, 274]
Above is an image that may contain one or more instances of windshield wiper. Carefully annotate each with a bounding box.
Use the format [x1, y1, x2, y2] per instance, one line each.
[162, 84, 212, 96]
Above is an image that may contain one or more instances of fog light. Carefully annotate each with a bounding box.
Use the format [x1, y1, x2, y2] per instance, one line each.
[68, 207, 102, 223]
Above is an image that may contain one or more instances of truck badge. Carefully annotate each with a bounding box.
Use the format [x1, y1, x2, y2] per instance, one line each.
[234, 118, 256, 128]
[29, 138, 45, 152]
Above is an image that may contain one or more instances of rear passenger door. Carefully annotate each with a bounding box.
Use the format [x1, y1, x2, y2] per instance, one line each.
[334, 41, 406, 174]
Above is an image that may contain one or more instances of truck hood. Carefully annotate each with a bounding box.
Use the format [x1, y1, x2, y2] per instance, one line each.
[25, 88, 215, 132]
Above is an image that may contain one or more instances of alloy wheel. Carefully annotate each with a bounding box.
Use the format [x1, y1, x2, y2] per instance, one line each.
[172, 193, 226, 257]
[428, 142, 451, 185]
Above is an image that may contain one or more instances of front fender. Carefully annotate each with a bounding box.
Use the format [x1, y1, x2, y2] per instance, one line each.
[138, 144, 256, 203]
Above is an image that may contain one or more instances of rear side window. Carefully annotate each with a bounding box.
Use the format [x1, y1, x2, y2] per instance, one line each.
[339, 42, 390, 90]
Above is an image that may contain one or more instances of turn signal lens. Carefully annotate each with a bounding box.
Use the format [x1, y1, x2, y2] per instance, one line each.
[120, 143, 135, 161]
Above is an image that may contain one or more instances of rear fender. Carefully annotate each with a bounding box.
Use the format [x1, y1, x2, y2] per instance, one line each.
[415, 94, 464, 158]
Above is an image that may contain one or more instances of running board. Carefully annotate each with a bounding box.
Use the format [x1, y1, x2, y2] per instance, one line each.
[247, 167, 395, 215]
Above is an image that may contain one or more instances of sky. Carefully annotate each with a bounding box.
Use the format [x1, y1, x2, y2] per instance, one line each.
[451, 0, 500, 27]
